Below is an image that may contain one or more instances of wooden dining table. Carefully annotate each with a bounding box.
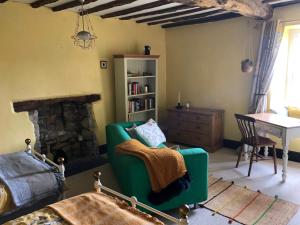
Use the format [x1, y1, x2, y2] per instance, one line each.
[246, 113, 300, 182]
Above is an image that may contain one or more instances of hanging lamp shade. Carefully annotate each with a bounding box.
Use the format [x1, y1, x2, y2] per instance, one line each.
[71, 0, 97, 49]
[241, 59, 254, 73]
[241, 20, 255, 73]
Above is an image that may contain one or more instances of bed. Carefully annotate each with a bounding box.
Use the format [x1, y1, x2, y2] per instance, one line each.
[4, 171, 190, 225]
[0, 139, 66, 221]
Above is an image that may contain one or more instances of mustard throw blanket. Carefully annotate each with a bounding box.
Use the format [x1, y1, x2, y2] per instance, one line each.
[48, 192, 164, 225]
[0, 183, 13, 214]
[116, 140, 187, 193]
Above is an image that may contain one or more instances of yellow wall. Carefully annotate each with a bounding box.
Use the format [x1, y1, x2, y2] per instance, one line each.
[166, 4, 300, 152]
[166, 17, 262, 142]
[0, 2, 166, 153]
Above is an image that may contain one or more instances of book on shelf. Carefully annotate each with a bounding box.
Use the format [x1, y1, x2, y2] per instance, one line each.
[128, 97, 155, 113]
[128, 82, 147, 96]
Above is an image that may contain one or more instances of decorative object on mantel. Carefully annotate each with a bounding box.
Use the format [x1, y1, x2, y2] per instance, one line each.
[72, 0, 97, 49]
[144, 45, 151, 55]
[176, 91, 183, 109]
[241, 20, 256, 73]
[185, 101, 191, 109]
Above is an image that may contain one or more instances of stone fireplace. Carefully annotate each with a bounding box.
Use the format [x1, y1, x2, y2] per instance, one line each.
[13, 94, 101, 164]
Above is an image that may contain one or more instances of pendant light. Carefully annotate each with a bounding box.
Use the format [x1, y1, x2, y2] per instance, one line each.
[71, 0, 97, 49]
[241, 20, 254, 73]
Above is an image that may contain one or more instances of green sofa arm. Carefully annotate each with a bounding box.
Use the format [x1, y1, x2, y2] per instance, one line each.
[178, 148, 209, 203]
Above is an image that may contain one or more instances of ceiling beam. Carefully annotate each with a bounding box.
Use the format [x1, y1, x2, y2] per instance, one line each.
[83, 0, 136, 15]
[269, 0, 300, 8]
[120, 5, 191, 20]
[52, 0, 98, 12]
[148, 9, 223, 25]
[136, 7, 215, 23]
[162, 12, 241, 28]
[101, 0, 171, 19]
[31, 0, 58, 8]
[167, 0, 273, 19]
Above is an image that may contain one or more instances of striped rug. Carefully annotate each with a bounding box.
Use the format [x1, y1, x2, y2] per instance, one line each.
[200, 177, 299, 225]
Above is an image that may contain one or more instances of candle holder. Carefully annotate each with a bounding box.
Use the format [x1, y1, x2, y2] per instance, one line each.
[176, 102, 183, 109]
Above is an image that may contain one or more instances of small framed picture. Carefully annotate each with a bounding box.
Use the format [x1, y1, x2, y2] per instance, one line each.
[100, 61, 108, 69]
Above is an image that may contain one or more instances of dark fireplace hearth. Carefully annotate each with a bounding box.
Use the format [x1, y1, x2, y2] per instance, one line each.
[13, 94, 101, 164]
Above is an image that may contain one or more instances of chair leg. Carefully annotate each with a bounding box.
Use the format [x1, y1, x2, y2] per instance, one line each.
[272, 145, 277, 174]
[248, 147, 256, 176]
[236, 145, 243, 168]
[256, 147, 259, 162]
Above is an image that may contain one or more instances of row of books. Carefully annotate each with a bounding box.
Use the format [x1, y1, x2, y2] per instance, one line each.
[128, 82, 141, 95]
[128, 82, 152, 96]
[128, 97, 155, 113]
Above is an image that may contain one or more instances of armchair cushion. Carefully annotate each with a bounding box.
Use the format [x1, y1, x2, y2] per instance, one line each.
[135, 119, 166, 147]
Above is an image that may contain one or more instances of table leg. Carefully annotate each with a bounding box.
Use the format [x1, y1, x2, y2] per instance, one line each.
[282, 144, 289, 182]
[264, 146, 269, 158]
[244, 144, 249, 161]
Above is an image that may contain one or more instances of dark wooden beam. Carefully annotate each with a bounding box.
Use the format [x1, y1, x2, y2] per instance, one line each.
[31, 0, 57, 8]
[136, 7, 215, 23]
[83, 0, 136, 15]
[148, 9, 223, 25]
[0, 0, 8, 3]
[13, 94, 101, 113]
[167, 0, 273, 19]
[162, 12, 241, 28]
[120, 5, 191, 20]
[52, 0, 97, 12]
[101, 0, 171, 19]
[270, 0, 300, 8]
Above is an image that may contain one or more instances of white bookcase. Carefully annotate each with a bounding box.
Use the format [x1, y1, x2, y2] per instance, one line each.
[114, 54, 159, 122]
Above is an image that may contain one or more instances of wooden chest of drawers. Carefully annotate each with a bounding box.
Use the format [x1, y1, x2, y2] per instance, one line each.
[167, 107, 224, 152]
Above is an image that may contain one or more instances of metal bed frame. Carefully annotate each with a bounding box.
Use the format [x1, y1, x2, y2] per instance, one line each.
[93, 171, 190, 225]
[24, 139, 190, 224]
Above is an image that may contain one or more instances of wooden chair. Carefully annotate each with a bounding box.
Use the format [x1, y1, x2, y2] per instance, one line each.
[235, 114, 277, 176]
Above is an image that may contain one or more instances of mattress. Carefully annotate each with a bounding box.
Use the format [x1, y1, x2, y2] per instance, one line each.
[0, 183, 13, 215]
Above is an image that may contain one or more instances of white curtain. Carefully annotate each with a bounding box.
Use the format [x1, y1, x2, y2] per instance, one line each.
[248, 20, 285, 114]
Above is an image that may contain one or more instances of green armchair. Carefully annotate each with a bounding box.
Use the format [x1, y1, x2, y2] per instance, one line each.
[106, 121, 208, 211]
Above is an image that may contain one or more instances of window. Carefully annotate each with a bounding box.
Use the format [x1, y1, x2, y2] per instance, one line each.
[270, 24, 300, 113]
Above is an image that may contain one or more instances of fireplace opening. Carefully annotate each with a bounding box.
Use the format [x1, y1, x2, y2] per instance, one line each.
[14, 94, 101, 165]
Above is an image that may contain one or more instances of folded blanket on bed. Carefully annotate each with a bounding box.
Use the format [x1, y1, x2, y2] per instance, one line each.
[48, 192, 164, 225]
[0, 152, 61, 208]
[116, 139, 187, 193]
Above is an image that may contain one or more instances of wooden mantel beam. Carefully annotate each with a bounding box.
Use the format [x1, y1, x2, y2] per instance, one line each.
[13, 94, 101, 112]
[167, 0, 273, 19]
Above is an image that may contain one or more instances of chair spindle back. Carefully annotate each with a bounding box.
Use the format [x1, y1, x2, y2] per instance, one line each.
[235, 114, 258, 146]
